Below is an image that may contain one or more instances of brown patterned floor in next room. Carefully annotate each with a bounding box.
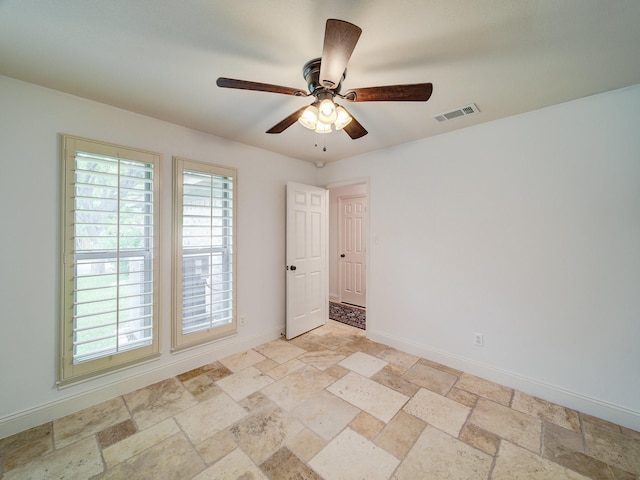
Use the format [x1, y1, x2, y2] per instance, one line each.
[1, 320, 638, 479]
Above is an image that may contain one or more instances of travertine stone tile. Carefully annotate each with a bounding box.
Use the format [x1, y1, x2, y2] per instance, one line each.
[310, 428, 400, 480]
[182, 374, 223, 402]
[219, 348, 266, 372]
[447, 386, 479, 408]
[394, 426, 492, 480]
[456, 373, 513, 406]
[512, 391, 581, 432]
[175, 393, 247, 444]
[621, 426, 640, 440]
[260, 447, 323, 480]
[493, 441, 591, 479]
[328, 371, 409, 423]
[192, 447, 268, 480]
[53, 396, 131, 448]
[288, 335, 328, 352]
[239, 391, 275, 413]
[2, 435, 103, 480]
[309, 332, 353, 350]
[544, 422, 635, 480]
[337, 337, 388, 356]
[177, 361, 232, 382]
[403, 362, 457, 395]
[584, 420, 640, 474]
[123, 377, 197, 430]
[228, 404, 304, 464]
[254, 358, 279, 373]
[375, 410, 426, 459]
[339, 351, 388, 377]
[266, 358, 306, 379]
[544, 421, 585, 457]
[470, 398, 542, 453]
[376, 347, 419, 375]
[372, 366, 421, 398]
[292, 390, 359, 440]
[195, 430, 237, 465]
[403, 387, 471, 437]
[287, 428, 327, 462]
[2, 431, 52, 472]
[102, 418, 180, 468]
[459, 423, 501, 456]
[102, 433, 204, 480]
[350, 412, 386, 441]
[418, 357, 463, 377]
[96, 419, 137, 449]
[324, 363, 350, 379]
[298, 350, 346, 370]
[0, 423, 51, 455]
[582, 413, 623, 433]
[261, 366, 335, 411]
[8, 324, 640, 480]
[203, 362, 234, 382]
[216, 365, 274, 401]
[254, 339, 307, 364]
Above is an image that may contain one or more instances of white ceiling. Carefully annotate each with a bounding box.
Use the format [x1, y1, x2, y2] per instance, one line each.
[1, 1, 639, 164]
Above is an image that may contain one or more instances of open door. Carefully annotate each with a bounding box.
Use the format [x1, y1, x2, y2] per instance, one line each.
[285, 182, 328, 339]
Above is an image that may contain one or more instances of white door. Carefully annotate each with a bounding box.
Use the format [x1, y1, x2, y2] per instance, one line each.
[338, 195, 366, 307]
[286, 182, 328, 339]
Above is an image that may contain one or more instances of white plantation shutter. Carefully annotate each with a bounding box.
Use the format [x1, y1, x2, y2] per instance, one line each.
[173, 157, 237, 350]
[60, 136, 160, 383]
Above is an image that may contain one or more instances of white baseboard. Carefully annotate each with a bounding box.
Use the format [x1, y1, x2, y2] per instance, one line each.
[0, 327, 283, 439]
[367, 329, 640, 431]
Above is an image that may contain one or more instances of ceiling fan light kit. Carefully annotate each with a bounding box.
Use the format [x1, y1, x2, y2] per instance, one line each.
[216, 19, 433, 140]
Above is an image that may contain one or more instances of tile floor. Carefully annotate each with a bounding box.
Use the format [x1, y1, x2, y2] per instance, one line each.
[1, 320, 639, 479]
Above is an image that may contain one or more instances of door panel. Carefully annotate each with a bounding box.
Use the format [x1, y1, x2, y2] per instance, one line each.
[286, 182, 328, 339]
[339, 195, 366, 307]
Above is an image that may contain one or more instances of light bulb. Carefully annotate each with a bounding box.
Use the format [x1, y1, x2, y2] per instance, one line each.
[314, 121, 332, 134]
[298, 105, 318, 130]
[317, 98, 338, 124]
[333, 106, 353, 130]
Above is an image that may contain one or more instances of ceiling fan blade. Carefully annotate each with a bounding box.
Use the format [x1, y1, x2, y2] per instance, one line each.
[341, 108, 368, 139]
[343, 83, 433, 102]
[216, 77, 307, 97]
[319, 19, 362, 89]
[266, 106, 308, 134]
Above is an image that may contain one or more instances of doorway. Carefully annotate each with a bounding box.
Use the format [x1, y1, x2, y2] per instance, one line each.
[327, 181, 368, 329]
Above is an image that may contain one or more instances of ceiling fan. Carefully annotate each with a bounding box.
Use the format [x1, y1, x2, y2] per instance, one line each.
[216, 19, 433, 139]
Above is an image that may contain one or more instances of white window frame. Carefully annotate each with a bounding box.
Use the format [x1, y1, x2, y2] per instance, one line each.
[172, 157, 237, 351]
[59, 135, 161, 384]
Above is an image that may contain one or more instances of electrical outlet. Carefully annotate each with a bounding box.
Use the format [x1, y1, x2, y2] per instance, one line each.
[240, 315, 246, 327]
[474, 333, 484, 347]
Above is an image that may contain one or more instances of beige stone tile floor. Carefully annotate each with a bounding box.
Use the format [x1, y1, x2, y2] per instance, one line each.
[1, 319, 639, 479]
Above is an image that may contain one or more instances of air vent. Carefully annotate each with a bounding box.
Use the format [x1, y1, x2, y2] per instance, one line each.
[434, 103, 480, 123]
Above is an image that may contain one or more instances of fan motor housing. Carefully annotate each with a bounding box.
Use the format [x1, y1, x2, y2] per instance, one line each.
[303, 58, 345, 94]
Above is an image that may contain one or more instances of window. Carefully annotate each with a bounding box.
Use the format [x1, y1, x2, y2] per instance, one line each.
[60, 135, 160, 383]
[172, 157, 237, 350]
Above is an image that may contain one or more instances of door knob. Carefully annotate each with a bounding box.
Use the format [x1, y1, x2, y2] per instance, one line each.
[340, 254, 345, 258]
[290, 265, 297, 271]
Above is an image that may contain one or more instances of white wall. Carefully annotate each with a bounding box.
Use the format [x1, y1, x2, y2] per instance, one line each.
[0, 76, 317, 437]
[319, 85, 640, 430]
[328, 183, 367, 301]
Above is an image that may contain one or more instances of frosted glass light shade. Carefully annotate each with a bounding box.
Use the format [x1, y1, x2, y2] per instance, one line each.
[314, 121, 332, 133]
[298, 105, 319, 130]
[334, 106, 352, 130]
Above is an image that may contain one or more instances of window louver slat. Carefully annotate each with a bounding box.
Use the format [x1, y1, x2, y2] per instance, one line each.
[180, 168, 234, 335]
[72, 152, 155, 364]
